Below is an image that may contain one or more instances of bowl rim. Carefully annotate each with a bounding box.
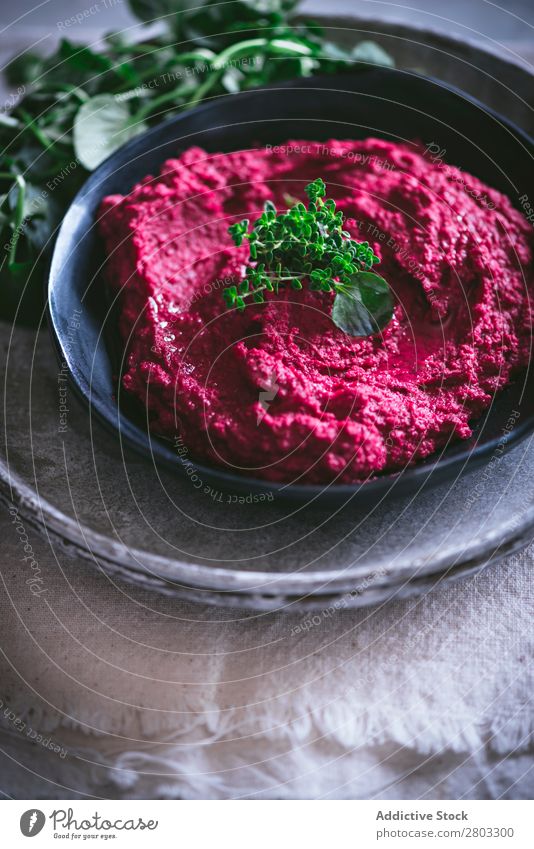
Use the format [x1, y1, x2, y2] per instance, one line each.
[47, 66, 534, 505]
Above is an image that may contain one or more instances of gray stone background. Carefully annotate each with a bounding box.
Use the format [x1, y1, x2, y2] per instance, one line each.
[1, 0, 533, 37]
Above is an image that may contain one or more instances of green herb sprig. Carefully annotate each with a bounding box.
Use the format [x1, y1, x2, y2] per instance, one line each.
[223, 178, 394, 336]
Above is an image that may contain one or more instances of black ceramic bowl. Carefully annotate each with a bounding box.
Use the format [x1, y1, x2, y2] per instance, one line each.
[47, 68, 534, 505]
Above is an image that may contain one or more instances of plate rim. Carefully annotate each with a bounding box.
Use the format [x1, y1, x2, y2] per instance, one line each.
[2, 452, 534, 598]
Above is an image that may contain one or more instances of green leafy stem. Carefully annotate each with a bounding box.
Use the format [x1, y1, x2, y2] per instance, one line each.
[0, 0, 394, 320]
[223, 178, 394, 337]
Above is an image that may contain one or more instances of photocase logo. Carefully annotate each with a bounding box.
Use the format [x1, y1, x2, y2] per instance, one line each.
[257, 371, 280, 424]
[20, 809, 46, 837]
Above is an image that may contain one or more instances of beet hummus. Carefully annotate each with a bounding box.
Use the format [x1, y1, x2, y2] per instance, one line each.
[98, 139, 533, 484]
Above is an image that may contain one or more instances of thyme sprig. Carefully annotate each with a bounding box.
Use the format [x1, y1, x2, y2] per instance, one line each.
[224, 178, 394, 336]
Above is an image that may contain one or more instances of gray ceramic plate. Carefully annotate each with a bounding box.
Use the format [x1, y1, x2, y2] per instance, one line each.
[2, 16, 534, 608]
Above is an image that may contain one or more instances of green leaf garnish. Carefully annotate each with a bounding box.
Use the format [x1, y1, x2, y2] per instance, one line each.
[224, 178, 394, 336]
[73, 94, 148, 170]
[332, 272, 393, 336]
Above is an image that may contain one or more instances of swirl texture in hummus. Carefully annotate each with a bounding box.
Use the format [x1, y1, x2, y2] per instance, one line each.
[98, 139, 533, 484]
